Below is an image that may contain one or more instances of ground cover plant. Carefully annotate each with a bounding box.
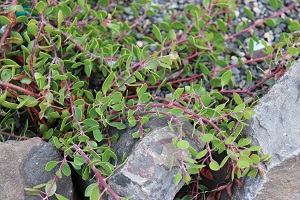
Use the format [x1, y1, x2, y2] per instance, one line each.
[0, 0, 299, 199]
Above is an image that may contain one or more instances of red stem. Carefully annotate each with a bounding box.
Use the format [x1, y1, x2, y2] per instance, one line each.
[0, 80, 40, 98]
[226, 2, 296, 41]
[74, 144, 120, 200]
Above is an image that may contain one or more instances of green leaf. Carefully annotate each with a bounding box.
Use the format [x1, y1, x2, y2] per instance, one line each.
[137, 83, 147, 98]
[203, 0, 210, 9]
[45, 181, 57, 196]
[62, 163, 71, 176]
[238, 138, 251, 147]
[169, 29, 176, 40]
[84, 183, 98, 197]
[102, 71, 114, 94]
[234, 103, 245, 112]
[237, 156, 252, 168]
[172, 88, 184, 101]
[152, 24, 162, 42]
[134, 71, 144, 81]
[84, 63, 92, 77]
[78, 0, 85, 6]
[28, 23, 38, 36]
[132, 131, 140, 138]
[174, 170, 182, 185]
[109, 122, 126, 130]
[237, 160, 250, 168]
[249, 146, 261, 151]
[246, 70, 252, 85]
[83, 119, 99, 127]
[177, 140, 189, 149]
[233, 93, 242, 104]
[200, 134, 213, 142]
[72, 81, 85, 89]
[93, 129, 103, 142]
[287, 47, 298, 56]
[248, 169, 258, 178]
[209, 160, 220, 171]
[216, 19, 227, 32]
[201, 92, 211, 106]
[196, 149, 208, 159]
[0, 16, 12, 24]
[45, 161, 59, 171]
[21, 95, 38, 107]
[199, 64, 211, 76]
[249, 38, 254, 56]
[55, 194, 68, 200]
[221, 70, 232, 86]
[183, 173, 191, 184]
[220, 156, 229, 168]
[268, 0, 281, 10]
[265, 17, 282, 27]
[36, 1, 46, 13]
[244, 7, 254, 20]
[74, 154, 86, 166]
[52, 137, 61, 149]
[74, 107, 82, 121]
[169, 108, 184, 116]
[250, 154, 260, 164]
[171, 21, 185, 29]
[1, 69, 12, 82]
[260, 154, 270, 162]
[146, 60, 159, 69]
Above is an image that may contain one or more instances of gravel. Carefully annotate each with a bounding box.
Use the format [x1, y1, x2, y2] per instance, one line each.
[109, 0, 300, 96]
[136, 0, 299, 96]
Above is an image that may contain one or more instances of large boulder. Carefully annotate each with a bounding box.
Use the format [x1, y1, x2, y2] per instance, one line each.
[229, 60, 300, 199]
[0, 137, 73, 200]
[104, 116, 206, 200]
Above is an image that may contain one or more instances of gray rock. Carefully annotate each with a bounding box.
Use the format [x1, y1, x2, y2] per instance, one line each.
[228, 60, 300, 199]
[105, 116, 206, 200]
[0, 138, 73, 200]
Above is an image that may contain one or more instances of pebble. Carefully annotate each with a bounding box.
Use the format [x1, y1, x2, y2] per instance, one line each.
[234, 10, 240, 18]
[136, 41, 143, 47]
[136, 33, 144, 39]
[232, 67, 241, 75]
[253, 7, 260, 15]
[238, 80, 246, 88]
[150, 44, 156, 51]
[274, 27, 282, 34]
[230, 56, 239, 65]
[264, 31, 274, 43]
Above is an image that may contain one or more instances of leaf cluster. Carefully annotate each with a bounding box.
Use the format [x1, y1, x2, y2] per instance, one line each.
[0, 0, 299, 199]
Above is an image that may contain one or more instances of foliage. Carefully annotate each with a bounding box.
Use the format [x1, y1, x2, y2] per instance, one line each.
[0, 0, 299, 199]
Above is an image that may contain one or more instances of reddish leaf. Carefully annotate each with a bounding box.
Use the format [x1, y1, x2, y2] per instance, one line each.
[226, 182, 233, 196]
[200, 168, 215, 181]
[206, 193, 215, 200]
[274, 68, 285, 80]
[235, 179, 245, 188]
[225, 174, 230, 180]
[226, 161, 232, 173]
[215, 191, 222, 200]
[216, 184, 227, 191]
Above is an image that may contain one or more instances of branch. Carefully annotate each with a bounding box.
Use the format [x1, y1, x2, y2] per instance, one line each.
[0, 80, 40, 98]
[73, 144, 120, 200]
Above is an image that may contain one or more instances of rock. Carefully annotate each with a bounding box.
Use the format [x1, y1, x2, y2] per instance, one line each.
[136, 41, 143, 47]
[228, 60, 300, 199]
[0, 138, 73, 200]
[230, 56, 239, 65]
[104, 116, 206, 200]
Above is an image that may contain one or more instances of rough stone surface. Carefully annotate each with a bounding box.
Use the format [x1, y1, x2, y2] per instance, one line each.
[228, 60, 300, 200]
[0, 137, 73, 200]
[104, 116, 206, 200]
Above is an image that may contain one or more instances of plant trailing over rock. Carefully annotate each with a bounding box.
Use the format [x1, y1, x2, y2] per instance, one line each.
[0, 0, 299, 199]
